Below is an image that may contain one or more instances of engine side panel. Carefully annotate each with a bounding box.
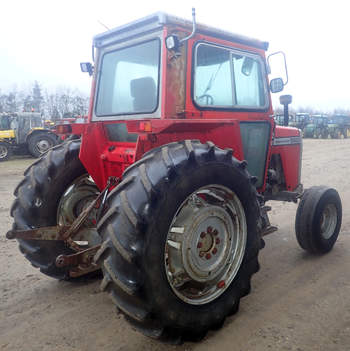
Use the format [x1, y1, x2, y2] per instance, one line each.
[271, 126, 302, 192]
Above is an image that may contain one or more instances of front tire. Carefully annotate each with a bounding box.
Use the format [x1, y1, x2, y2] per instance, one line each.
[0, 141, 12, 161]
[295, 186, 342, 254]
[96, 140, 261, 342]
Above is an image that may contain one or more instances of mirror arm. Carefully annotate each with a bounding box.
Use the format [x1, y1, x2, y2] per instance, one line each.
[180, 8, 197, 44]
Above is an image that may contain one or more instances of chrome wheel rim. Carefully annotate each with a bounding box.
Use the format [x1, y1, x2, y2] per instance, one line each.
[320, 204, 337, 240]
[0, 145, 8, 159]
[57, 175, 100, 247]
[165, 184, 247, 305]
[36, 139, 52, 154]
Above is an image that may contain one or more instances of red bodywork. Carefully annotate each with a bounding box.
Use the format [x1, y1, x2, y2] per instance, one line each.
[73, 16, 301, 195]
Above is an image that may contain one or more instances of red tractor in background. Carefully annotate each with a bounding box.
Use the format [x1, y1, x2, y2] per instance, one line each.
[7, 10, 342, 343]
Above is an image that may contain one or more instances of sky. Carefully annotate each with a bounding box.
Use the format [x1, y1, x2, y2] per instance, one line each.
[1, 0, 349, 112]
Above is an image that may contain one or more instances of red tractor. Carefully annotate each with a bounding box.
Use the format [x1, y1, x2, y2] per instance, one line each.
[7, 10, 342, 343]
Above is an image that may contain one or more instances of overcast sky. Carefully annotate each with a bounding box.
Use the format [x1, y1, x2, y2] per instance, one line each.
[1, 0, 349, 111]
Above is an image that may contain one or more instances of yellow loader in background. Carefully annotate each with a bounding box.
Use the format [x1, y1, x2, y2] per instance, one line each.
[0, 112, 59, 161]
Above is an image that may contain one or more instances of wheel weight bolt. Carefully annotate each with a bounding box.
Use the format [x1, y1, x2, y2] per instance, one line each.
[212, 248, 217, 255]
[215, 238, 220, 244]
[200, 232, 206, 238]
[205, 253, 211, 260]
[217, 280, 225, 289]
[197, 242, 203, 248]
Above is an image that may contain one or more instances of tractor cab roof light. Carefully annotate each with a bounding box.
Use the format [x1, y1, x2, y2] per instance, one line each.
[165, 8, 196, 52]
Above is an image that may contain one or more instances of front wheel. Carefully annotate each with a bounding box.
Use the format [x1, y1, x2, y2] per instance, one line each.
[96, 140, 261, 342]
[0, 141, 12, 161]
[27, 132, 58, 158]
[295, 186, 342, 254]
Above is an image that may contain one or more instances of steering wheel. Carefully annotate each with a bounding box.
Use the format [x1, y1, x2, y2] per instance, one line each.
[197, 94, 214, 106]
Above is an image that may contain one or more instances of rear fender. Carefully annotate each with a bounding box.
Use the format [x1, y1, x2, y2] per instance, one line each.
[79, 120, 274, 192]
[25, 129, 58, 143]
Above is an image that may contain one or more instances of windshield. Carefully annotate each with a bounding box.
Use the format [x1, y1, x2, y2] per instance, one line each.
[95, 39, 160, 117]
[0, 116, 11, 130]
[194, 43, 267, 109]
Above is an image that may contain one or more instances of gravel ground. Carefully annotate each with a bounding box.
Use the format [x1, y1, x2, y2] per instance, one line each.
[1, 139, 349, 351]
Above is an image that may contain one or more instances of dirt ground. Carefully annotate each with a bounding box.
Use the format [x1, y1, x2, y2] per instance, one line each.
[1, 139, 349, 351]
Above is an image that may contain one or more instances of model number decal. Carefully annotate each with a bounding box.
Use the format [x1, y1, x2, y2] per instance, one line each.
[272, 136, 302, 146]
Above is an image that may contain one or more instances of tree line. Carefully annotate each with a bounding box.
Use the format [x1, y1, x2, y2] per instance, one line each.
[0, 82, 89, 121]
[274, 106, 350, 116]
[2, 82, 349, 120]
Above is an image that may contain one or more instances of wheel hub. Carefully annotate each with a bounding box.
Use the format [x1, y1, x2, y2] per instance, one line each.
[165, 184, 247, 305]
[57, 175, 100, 247]
[182, 206, 234, 283]
[320, 203, 337, 239]
[37, 139, 51, 154]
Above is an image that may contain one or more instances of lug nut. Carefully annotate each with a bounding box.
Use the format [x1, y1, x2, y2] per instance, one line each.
[215, 238, 220, 244]
[207, 226, 213, 233]
[200, 232, 206, 238]
[213, 229, 218, 236]
[212, 248, 217, 255]
[197, 242, 202, 248]
[205, 253, 211, 260]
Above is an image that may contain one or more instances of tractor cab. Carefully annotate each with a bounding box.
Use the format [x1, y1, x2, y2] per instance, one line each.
[76, 11, 298, 196]
[328, 114, 350, 138]
[290, 113, 309, 129]
[304, 114, 329, 138]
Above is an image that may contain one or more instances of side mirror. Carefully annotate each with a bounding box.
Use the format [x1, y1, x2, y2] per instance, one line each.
[80, 62, 93, 76]
[241, 57, 254, 76]
[270, 77, 284, 93]
[267, 51, 288, 92]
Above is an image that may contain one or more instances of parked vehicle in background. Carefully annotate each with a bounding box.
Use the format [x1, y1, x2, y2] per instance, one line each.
[327, 114, 350, 139]
[274, 114, 285, 126]
[54, 115, 88, 140]
[0, 112, 59, 161]
[304, 115, 329, 138]
[289, 113, 310, 136]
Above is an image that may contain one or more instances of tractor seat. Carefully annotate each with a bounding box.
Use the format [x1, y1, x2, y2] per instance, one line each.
[130, 77, 156, 112]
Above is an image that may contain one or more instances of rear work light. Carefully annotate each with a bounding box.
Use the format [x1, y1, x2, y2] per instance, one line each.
[139, 121, 152, 132]
[56, 125, 72, 134]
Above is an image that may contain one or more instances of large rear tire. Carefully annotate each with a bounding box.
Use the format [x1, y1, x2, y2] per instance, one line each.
[10, 139, 100, 279]
[27, 132, 58, 158]
[96, 140, 261, 342]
